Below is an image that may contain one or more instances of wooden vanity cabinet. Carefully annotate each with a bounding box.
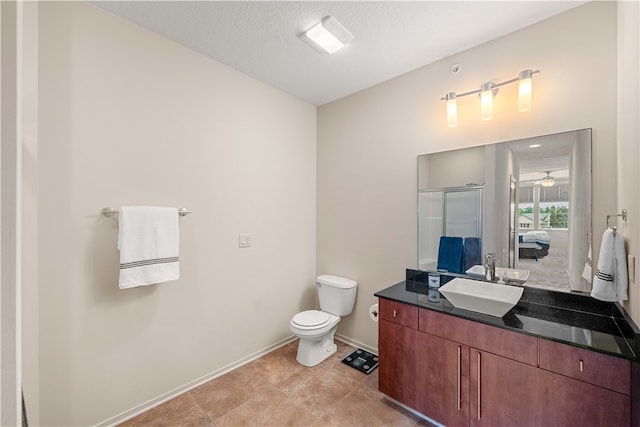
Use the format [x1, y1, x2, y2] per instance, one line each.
[378, 298, 633, 426]
[378, 299, 418, 408]
[469, 350, 630, 427]
[420, 309, 542, 427]
[538, 338, 631, 395]
[537, 340, 631, 427]
[536, 368, 631, 427]
[469, 348, 546, 427]
[416, 333, 469, 427]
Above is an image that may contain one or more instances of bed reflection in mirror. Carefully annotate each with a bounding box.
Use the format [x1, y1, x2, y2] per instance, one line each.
[418, 129, 592, 293]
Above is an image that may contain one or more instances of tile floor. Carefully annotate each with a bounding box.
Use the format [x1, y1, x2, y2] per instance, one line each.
[119, 340, 435, 427]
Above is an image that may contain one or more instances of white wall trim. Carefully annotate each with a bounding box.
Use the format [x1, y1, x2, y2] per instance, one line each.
[382, 394, 445, 427]
[335, 333, 377, 355]
[98, 333, 376, 426]
[96, 336, 297, 427]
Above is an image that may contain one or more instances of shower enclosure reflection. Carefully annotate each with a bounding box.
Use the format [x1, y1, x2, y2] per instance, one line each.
[418, 187, 483, 273]
[418, 129, 592, 293]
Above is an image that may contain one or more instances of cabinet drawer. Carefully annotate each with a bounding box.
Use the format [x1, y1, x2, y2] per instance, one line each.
[419, 309, 538, 366]
[538, 339, 631, 395]
[419, 308, 468, 343]
[379, 299, 418, 329]
[466, 320, 538, 367]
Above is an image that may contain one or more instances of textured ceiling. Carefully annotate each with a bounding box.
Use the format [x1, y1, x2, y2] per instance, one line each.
[91, 1, 587, 106]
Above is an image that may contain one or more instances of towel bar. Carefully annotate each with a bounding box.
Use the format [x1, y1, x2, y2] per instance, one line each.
[606, 209, 627, 235]
[606, 209, 627, 227]
[101, 207, 192, 217]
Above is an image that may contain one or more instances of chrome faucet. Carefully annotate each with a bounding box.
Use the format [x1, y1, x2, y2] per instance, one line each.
[485, 253, 496, 282]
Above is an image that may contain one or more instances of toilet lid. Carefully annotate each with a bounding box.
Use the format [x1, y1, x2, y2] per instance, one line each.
[292, 310, 330, 328]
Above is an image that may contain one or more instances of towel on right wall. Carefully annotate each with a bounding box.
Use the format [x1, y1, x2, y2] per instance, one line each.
[590, 228, 628, 302]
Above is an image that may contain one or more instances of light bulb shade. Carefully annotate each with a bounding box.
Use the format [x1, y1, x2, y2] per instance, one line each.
[299, 16, 354, 54]
[541, 171, 555, 187]
[518, 70, 533, 112]
[446, 92, 457, 127]
[480, 82, 493, 121]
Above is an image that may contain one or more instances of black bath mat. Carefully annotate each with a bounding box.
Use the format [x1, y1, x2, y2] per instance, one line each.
[341, 348, 378, 374]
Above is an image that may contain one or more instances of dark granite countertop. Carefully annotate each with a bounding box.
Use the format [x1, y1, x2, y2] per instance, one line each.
[374, 270, 640, 362]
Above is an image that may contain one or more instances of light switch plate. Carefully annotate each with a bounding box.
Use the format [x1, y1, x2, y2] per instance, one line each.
[239, 233, 252, 248]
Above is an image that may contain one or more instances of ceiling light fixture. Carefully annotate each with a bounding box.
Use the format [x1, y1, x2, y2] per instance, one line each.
[299, 16, 353, 54]
[441, 69, 539, 127]
[541, 171, 555, 187]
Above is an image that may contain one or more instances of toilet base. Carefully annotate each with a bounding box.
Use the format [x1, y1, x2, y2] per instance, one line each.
[295, 328, 338, 367]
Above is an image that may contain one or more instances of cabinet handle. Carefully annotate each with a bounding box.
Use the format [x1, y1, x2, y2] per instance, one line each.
[579, 360, 584, 372]
[457, 346, 461, 411]
[477, 352, 481, 420]
[393, 309, 397, 318]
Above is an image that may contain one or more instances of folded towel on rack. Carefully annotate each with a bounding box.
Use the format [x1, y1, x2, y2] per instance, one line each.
[581, 245, 592, 284]
[437, 236, 464, 274]
[591, 228, 628, 302]
[118, 206, 180, 289]
[462, 237, 482, 272]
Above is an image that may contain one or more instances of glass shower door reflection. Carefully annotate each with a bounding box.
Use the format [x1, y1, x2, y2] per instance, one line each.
[418, 187, 482, 272]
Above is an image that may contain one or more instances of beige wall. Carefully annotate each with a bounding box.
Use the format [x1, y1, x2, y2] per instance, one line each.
[29, 1, 640, 425]
[37, 2, 316, 425]
[618, 0, 640, 322]
[21, 1, 40, 425]
[1, 2, 22, 425]
[318, 1, 621, 351]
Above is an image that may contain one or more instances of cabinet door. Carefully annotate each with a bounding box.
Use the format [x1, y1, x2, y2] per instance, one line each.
[469, 349, 631, 427]
[470, 349, 545, 427]
[378, 319, 417, 408]
[416, 333, 469, 427]
[538, 369, 631, 427]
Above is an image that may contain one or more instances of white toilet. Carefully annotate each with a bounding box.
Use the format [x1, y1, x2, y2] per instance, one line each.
[290, 274, 358, 367]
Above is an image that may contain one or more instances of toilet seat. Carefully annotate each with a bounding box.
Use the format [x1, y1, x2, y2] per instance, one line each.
[292, 310, 330, 329]
[289, 309, 341, 366]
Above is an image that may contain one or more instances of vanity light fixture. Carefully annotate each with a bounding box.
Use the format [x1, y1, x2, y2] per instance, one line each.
[518, 70, 533, 112]
[446, 92, 457, 127]
[299, 16, 354, 54]
[541, 171, 555, 187]
[480, 82, 495, 121]
[441, 69, 540, 126]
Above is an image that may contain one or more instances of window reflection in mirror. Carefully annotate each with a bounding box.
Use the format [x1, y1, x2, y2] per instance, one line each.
[418, 129, 592, 293]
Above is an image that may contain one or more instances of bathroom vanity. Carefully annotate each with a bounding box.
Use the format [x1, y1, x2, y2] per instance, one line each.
[375, 270, 640, 427]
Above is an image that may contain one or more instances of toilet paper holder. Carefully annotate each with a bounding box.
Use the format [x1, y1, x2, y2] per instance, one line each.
[369, 303, 379, 322]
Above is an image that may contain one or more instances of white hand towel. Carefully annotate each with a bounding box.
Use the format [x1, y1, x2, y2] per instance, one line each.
[614, 231, 629, 301]
[118, 206, 180, 289]
[581, 245, 592, 284]
[590, 228, 628, 302]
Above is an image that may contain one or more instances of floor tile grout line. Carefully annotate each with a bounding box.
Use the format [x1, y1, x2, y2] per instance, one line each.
[123, 340, 421, 427]
[185, 389, 216, 426]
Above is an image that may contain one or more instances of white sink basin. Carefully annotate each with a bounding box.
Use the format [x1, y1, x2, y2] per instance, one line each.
[465, 265, 530, 285]
[438, 277, 524, 317]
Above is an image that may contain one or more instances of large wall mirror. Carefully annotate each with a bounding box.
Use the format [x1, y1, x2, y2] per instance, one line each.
[418, 129, 592, 293]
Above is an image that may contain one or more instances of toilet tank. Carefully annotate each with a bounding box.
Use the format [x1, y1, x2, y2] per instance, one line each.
[317, 274, 358, 316]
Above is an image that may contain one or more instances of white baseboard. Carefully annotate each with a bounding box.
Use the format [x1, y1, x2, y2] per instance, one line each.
[382, 394, 445, 427]
[335, 333, 377, 355]
[96, 336, 297, 427]
[97, 333, 376, 426]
